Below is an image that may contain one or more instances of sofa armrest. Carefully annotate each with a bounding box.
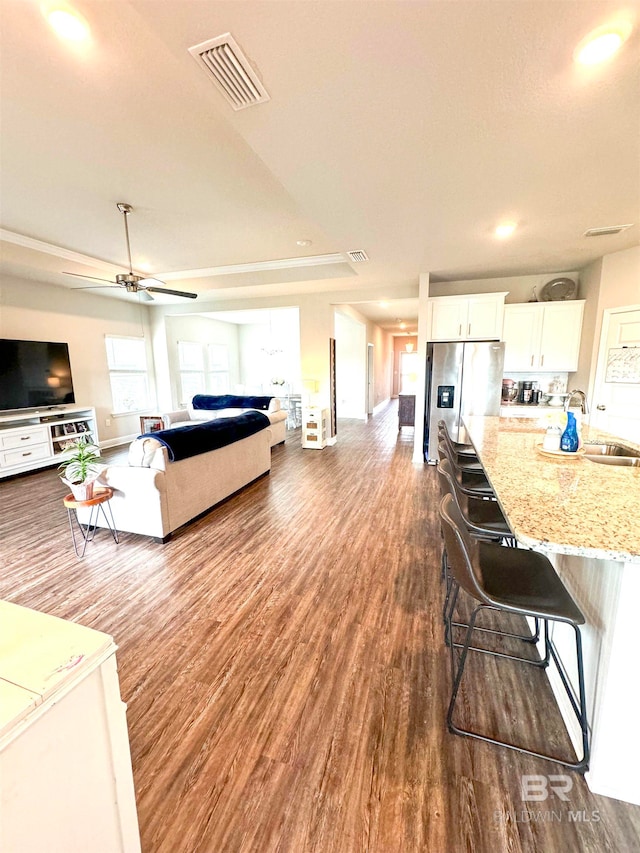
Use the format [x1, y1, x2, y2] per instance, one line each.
[268, 399, 281, 412]
[85, 465, 170, 539]
[163, 410, 190, 428]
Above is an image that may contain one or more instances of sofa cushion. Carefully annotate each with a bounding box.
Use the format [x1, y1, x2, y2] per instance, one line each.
[192, 394, 274, 411]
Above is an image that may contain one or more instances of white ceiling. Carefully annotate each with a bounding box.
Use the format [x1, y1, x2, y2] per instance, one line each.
[1, 1, 638, 334]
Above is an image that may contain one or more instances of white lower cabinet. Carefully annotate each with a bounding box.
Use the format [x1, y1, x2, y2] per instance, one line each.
[0, 601, 140, 853]
[502, 301, 584, 372]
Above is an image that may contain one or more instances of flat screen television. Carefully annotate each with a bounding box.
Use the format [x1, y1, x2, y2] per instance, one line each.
[0, 339, 75, 412]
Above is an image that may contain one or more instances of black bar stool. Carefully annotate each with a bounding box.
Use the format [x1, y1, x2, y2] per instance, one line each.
[436, 460, 537, 649]
[437, 441, 495, 498]
[439, 494, 589, 773]
[437, 420, 477, 458]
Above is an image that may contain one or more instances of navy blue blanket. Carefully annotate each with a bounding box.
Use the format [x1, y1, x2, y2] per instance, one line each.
[192, 394, 273, 412]
[139, 411, 270, 461]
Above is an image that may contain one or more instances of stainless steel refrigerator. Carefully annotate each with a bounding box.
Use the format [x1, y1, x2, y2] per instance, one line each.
[424, 341, 505, 462]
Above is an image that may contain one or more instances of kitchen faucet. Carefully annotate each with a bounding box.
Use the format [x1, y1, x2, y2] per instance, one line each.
[564, 389, 589, 414]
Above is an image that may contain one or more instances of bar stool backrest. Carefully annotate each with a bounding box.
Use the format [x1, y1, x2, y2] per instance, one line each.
[437, 460, 470, 518]
[439, 494, 491, 605]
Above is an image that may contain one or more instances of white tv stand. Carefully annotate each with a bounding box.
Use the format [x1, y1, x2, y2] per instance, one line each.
[0, 406, 98, 479]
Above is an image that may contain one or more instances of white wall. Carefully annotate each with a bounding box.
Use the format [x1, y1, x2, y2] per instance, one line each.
[334, 310, 367, 418]
[429, 270, 581, 303]
[0, 275, 155, 445]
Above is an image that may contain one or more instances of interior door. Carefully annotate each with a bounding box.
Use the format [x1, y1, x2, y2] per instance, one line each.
[591, 307, 640, 443]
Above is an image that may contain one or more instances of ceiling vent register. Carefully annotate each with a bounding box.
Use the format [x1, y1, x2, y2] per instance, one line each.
[347, 250, 369, 263]
[188, 33, 270, 111]
[583, 224, 633, 237]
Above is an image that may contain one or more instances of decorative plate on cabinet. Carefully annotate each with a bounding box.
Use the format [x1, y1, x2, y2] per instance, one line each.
[539, 278, 577, 301]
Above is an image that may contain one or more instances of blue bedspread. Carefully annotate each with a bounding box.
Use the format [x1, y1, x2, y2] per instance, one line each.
[139, 411, 270, 461]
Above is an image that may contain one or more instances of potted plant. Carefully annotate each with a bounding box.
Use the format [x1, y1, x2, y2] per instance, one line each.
[58, 435, 103, 501]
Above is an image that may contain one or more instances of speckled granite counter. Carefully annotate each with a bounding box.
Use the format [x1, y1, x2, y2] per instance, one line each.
[463, 416, 640, 563]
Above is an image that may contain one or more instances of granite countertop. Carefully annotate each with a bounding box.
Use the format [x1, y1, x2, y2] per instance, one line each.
[463, 416, 640, 563]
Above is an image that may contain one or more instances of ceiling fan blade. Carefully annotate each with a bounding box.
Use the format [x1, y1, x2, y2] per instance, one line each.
[139, 290, 155, 302]
[71, 285, 120, 291]
[63, 271, 116, 284]
[138, 277, 166, 287]
[145, 286, 198, 299]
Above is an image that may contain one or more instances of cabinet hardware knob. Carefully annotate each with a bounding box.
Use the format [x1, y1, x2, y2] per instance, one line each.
[531, 355, 534, 366]
[540, 354, 544, 366]
[22, 452, 32, 457]
[468, 324, 471, 336]
[21, 436, 29, 440]
[596, 404, 606, 411]
[458, 324, 462, 336]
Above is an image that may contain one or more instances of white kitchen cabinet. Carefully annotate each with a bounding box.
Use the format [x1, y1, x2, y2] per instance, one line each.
[428, 292, 507, 341]
[0, 601, 140, 853]
[502, 300, 584, 371]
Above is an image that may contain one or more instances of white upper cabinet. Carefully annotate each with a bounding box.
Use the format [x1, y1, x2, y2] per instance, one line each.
[502, 301, 585, 371]
[428, 292, 507, 341]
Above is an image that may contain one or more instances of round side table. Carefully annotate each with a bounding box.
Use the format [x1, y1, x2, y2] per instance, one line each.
[63, 487, 119, 558]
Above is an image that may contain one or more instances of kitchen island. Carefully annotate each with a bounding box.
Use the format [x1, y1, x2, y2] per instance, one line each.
[463, 416, 640, 805]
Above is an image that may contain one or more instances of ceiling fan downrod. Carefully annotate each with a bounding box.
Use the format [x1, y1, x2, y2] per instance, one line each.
[116, 202, 135, 276]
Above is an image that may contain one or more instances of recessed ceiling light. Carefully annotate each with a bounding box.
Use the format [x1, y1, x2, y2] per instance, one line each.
[45, 7, 90, 41]
[495, 222, 517, 239]
[574, 22, 632, 65]
[296, 239, 312, 247]
[399, 321, 407, 329]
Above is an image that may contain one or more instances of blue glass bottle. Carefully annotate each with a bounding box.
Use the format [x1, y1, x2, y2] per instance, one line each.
[560, 411, 579, 452]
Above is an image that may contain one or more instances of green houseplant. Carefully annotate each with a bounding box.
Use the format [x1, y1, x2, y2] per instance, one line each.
[58, 436, 103, 501]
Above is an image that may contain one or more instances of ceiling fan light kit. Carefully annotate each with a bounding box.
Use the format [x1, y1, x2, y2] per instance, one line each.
[64, 203, 197, 300]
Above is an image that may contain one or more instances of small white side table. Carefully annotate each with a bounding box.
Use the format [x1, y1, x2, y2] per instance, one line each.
[302, 407, 329, 449]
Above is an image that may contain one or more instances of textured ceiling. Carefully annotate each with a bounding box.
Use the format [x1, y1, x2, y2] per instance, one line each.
[0, 0, 638, 326]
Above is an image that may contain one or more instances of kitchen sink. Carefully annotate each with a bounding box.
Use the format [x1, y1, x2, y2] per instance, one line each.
[583, 443, 640, 467]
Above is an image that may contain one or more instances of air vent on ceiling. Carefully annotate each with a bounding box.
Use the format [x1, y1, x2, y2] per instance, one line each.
[347, 249, 369, 263]
[584, 224, 633, 237]
[188, 33, 270, 111]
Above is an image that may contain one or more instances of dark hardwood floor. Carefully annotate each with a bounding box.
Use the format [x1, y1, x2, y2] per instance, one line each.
[1, 401, 639, 852]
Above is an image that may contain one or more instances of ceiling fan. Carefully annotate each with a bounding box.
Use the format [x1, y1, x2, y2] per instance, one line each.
[64, 203, 197, 300]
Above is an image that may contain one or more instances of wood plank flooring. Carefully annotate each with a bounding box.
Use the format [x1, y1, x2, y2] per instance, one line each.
[1, 402, 639, 852]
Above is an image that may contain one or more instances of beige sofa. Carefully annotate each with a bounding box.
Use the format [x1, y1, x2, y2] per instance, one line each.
[163, 396, 287, 447]
[77, 426, 271, 542]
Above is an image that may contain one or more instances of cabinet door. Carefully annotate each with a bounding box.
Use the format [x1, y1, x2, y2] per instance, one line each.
[502, 304, 543, 370]
[430, 300, 466, 341]
[467, 296, 503, 339]
[539, 302, 584, 371]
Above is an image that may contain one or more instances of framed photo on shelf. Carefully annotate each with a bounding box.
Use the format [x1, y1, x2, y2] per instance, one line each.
[52, 424, 64, 438]
[76, 421, 88, 433]
[62, 423, 77, 435]
[140, 416, 163, 434]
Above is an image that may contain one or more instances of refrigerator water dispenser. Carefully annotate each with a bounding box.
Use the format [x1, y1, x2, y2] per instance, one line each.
[437, 385, 455, 408]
